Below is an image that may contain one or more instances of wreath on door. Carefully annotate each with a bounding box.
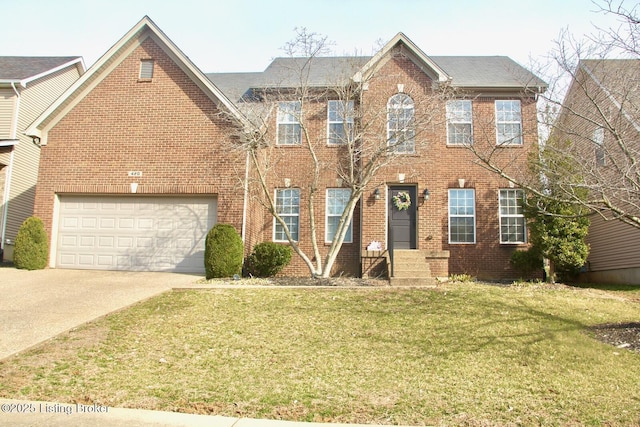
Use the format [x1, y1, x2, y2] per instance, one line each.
[392, 191, 411, 211]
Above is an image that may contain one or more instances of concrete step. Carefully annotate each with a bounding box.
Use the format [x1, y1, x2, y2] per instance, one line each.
[390, 277, 437, 287]
[393, 269, 432, 278]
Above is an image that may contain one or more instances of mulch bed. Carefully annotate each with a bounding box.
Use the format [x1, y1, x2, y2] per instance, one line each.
[590, 322, 640, 353]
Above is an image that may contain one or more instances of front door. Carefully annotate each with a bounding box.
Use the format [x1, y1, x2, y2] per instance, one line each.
[388, 186, 417, 249]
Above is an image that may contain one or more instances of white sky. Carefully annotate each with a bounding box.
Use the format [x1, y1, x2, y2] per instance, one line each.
[1, 0, 629, 73]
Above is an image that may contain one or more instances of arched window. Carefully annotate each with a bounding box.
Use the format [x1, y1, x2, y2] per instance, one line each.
[387, 93, 415, 153]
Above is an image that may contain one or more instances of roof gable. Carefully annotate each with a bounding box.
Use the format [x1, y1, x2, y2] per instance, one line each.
[354, 32, 451, 84]
[26, 16, 246, 141]
[0, 57, 84, 87]
[578, 59, 640, 132]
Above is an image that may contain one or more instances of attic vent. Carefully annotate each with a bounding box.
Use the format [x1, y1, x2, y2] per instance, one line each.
[139, 59, 154, 79]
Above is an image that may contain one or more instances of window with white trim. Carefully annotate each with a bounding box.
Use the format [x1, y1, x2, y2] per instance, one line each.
[326, 189, 352, 242]
[446, 100, 473, 145]
[139, 59, 154, 79]
[277, 101, 302, 145]
[499, 189, 526, 244]
[495, 100, 522, 145]
[387, 93, 415, 153]
[448, 189, 475, 244]
[594, 127, 606, 166]
[274, 188, 300, 241]
[327, 100, 354, 145]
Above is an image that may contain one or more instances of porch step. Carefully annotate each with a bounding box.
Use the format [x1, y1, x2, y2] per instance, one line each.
[389, 277, 437, 287]
[390, 250, 435, 286]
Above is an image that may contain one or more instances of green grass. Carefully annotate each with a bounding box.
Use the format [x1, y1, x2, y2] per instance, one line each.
[0, 282, 639, 426]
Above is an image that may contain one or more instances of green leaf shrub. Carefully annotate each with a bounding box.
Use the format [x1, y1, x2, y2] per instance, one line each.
[510, 247, 543, 277]
[245, 242, 292, 277]
[13, 216, 49, 270]
[204, 224, 243, 279]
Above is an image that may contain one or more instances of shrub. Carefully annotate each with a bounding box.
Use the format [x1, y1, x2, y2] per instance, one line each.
[13, 216, 49, 270]
[204, 224, 243, 279]
[449, 273, 475, 283]
[245, 242, 292, 277]
[510, 247, 543, 278]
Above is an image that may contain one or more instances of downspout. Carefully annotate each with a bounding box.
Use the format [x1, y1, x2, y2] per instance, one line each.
[241, 149, 250, 244]
[1, 83, 20, 256]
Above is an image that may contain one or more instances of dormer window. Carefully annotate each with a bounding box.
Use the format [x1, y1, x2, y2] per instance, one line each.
[139, 59, 154, 80]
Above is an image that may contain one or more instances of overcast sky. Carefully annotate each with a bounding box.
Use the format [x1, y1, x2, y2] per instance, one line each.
[2, 0, 628, 73]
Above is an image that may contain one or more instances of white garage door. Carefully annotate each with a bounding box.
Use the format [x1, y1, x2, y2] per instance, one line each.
[56, 196, 217, 273]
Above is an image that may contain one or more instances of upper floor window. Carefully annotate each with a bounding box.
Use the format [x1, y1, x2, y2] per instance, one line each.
[499, 189, 526, 244]
[277, 101, 302, 145]
[495, 100, 522, 145]
[446, 100, 473, 145]
[139, 59, 154, 79]
[274, 188, 300, 241]
[327, 100, 354, 145]
[387, 93, 415, 153]
[448, 189, 476, 244]
[594, 127, 606, 166]
[326, 189, 353, 242]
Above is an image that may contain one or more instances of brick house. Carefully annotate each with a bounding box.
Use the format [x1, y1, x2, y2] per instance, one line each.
[0, 56, 84, 261]
[27, 17, 546, 280]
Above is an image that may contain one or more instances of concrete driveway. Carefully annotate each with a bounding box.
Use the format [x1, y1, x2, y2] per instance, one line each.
[0, 267, 200, 360]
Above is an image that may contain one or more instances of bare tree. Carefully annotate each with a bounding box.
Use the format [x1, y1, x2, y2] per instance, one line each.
[467, 1, 640, 229]
[224, 28, 450, 278]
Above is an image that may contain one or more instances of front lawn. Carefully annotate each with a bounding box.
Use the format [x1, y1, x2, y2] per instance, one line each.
[0, 282, 639, 426]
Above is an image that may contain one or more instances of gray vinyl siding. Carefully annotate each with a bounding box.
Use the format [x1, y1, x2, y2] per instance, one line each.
[0, 88, 17, 139]
[586, 214, 640, 271]
[3, 66, 81, 245]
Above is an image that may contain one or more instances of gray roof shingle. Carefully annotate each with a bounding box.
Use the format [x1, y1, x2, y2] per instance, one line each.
[0, 56, 81, 81]
[207, 55, 546, 102]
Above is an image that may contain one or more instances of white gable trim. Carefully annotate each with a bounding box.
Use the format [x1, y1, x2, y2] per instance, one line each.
[26, 16, 248, 142]
[581, 61, 640, 134]
[354, 32, 451, 84]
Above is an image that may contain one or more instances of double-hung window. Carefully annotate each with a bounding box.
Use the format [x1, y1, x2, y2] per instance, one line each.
[327, 100, 354, 145]
[448, 189, 475, 244]
[387, 93, 415, 153]
[274, 188, 300, 241]
[446, 100, 473, 145]
[326, 189, 352, 242]
[277, 101, 302, 145]
[594, 127, 606, 166]
[499, 189, 526, 243]
[495, 100, 522, 145]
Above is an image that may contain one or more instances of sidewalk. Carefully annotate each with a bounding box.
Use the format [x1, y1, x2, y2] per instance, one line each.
[0, 399, 392, 427]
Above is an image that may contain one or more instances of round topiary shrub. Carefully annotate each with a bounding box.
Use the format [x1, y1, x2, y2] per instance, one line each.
[13, 216, 49, 270]
[204, 223, 243, 279]
[245, 241, 292, 277]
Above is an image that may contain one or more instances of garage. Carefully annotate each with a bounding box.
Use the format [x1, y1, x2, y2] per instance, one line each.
[56, 196, 217, 273]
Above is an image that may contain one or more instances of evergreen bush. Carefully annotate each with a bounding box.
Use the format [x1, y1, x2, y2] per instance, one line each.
[510, 247, 543, 277]
[245, 242, 292, 277]
[13, 216, 49, 270]
[204, 224, 243, 279]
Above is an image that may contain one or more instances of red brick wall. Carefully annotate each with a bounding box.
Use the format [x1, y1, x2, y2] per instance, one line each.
[358, 52, 537, 280]
[244, 95, 362, 277]
[34, 36, 246, 252]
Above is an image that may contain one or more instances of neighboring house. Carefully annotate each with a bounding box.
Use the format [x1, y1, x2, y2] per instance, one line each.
[554, 59, 640, 285]
[0, 57, 84, 261]
[27, 16, 546, 280]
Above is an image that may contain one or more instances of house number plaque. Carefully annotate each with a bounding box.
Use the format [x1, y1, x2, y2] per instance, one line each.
[128, 171, 143, 177]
